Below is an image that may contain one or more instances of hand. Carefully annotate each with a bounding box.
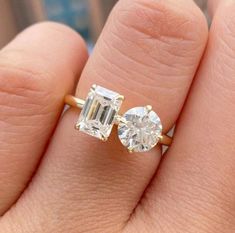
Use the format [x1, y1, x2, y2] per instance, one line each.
[0, 0, 234, 232]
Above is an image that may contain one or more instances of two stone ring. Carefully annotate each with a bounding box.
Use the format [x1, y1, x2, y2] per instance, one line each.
[65, 84, 172, 153]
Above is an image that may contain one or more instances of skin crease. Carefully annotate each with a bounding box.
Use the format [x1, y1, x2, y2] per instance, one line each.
[0, 0, 235, 232]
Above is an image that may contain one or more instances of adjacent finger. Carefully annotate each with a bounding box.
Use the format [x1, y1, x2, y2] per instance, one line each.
[133, 1, 235, 232]
[208, 0, 222, 17]
[9, 0, 208, 232]
[0, 22, 87, 215]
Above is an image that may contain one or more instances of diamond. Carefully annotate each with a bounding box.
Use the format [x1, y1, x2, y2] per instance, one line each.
[118, 106, 162, 152]
[76, 85, 123, 140]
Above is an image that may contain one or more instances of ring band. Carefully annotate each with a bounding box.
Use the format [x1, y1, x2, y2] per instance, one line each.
[65, 84, 172, 153]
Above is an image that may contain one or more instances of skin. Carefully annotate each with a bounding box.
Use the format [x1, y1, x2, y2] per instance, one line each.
[0, 0, 234, 232]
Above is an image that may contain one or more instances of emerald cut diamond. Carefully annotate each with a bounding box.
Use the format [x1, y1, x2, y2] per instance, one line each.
[76, 85, 123, 140]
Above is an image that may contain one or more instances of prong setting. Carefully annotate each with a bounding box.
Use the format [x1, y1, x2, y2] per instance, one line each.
[114, 114, 127, 125]
[75, 123, 80, 130]
[91, 84, 97, 90]
[101, 135, 108, 142]
[128, 147, 134, 153]
[145, 105, 152, 112]
[65, 84, 172, 151]
[118, 95, 125, 101]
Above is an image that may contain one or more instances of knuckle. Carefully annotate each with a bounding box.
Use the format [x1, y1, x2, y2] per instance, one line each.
[0, 54, 58, 120]
[115, 0, 207, 45]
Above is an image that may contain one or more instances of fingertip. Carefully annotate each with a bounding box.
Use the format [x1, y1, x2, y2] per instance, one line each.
[3, 21, 88, 72]
[11, 21, 87, 50]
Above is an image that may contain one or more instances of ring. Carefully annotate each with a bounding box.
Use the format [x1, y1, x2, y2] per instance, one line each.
[65, 84, 172, 153]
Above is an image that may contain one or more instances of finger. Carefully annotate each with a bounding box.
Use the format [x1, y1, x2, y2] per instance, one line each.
[0, 22, 88, 215]
[9, 0, 207, 231]
[133, 1, 235, 232]
[207, 0, 222, 17]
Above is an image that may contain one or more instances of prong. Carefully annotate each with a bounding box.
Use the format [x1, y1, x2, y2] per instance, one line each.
[118, 95, 125, 101]
[91, 84, 97, 90]
[145, 105, 152, 112]
[158, 135, 163, 141]
[75, 123, 80, 130]
[128, 147, 134, 153]
[101, 135, 108, 142]
[114, 115, 127, 125]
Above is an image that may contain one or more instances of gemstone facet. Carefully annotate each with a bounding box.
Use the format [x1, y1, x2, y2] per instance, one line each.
[76, 85, 123, 140]
[118, 106, 162, 152]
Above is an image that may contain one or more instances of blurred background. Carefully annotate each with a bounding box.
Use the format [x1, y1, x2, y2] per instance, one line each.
[0, 0, 208, 50]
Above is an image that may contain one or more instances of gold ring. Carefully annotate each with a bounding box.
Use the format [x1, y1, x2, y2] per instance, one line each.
[65, 84, 172, 153]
